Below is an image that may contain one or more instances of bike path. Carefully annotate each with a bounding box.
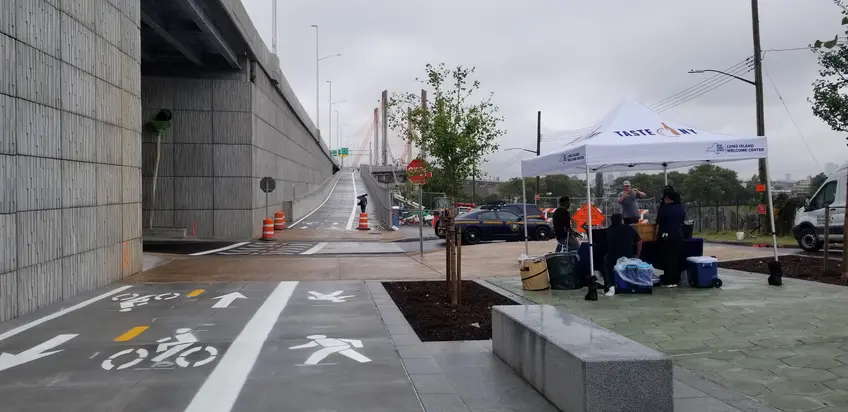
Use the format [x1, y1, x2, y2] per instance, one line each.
[0, 282, 275, 411]
[229, 281, 421, 412]
[0, 280, 421, 412]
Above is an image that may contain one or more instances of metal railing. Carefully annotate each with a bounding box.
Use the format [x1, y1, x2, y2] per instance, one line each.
[360, 165, 394, 228]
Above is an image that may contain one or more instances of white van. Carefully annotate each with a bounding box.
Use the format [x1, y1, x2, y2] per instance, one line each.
[792, 165, 845, 252]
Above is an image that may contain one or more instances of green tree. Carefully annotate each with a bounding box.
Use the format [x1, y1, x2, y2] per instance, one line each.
[611, 172, 687, 200]
[682, 165, 744, 205]
[594, 173, 604, 199]
[386, 63, 505, 199]
[809, 172, 828, 196]
[540, 175, 583, 198]
[810, 2, 848, 131]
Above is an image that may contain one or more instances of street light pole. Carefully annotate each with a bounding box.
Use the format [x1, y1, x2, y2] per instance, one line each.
[536, 111, 541, 204]
[272, 0, 278, 55]
[327, 80, 332, 151]
[311, 25, 319, 132]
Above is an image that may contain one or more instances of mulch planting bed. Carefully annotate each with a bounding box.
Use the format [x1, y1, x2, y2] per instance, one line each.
[382, 280, 518, 341]
[720, 255, 846, 286]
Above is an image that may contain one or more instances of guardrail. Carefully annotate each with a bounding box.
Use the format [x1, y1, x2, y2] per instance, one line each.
[360, 165, 394, 228]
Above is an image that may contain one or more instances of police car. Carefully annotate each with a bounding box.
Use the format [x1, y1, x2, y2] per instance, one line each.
[439, 208, 553, 245]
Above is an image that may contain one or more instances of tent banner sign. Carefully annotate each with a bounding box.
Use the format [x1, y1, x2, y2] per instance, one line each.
[706, 142, 765, 156]
[559, 149, 585, 164]
[613, 123, 698, 137]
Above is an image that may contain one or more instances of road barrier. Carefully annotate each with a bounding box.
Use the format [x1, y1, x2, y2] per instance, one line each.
[357, 213, 370, 230]
[359, 165, 393, 228]
[273, 211, 286, 230]
[261, 218, 275, 240]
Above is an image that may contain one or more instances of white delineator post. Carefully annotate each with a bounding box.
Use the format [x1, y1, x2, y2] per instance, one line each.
[522, 179, 529, 256]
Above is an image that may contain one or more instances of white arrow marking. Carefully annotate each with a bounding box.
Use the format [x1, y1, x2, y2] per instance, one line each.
[0, 334, 78, 372]
[308, 291, 355, 303]
[211, 292, 246, 308]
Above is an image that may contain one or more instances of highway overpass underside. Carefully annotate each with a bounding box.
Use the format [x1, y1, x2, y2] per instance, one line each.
[0, 0, 336, 322]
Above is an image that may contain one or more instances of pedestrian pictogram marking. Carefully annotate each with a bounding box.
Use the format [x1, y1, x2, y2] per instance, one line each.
[289, 335, 371, 365]
[187, 289, 206, 298]
[114, 326, 149, 342]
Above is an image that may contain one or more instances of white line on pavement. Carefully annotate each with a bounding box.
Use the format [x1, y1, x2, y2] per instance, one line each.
[183, 281, 298, 412]
[189, 242, 250, 256]
[289, 174, 343, 228]
[0, 285, 133, 342]
[300, 242, 328, 255]
[346, 172, 358, 230]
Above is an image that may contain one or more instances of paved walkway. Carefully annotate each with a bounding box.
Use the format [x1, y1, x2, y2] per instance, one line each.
[487, 269, 848, 412]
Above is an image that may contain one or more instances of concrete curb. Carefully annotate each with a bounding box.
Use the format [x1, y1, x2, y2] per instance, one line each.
[391, 236, 441, 243]
[703, 239, 797, 249]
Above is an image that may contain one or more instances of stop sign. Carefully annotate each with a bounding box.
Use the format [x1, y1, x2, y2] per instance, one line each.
[757, 204, 766, 215]
[406, 158, 432, 185]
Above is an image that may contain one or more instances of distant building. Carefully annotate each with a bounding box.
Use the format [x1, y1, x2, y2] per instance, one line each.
[825, 162, 838, 176]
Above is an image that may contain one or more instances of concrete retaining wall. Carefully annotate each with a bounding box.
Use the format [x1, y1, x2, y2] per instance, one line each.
[0, 0, 143, 322]
[290, 172, 343, 223]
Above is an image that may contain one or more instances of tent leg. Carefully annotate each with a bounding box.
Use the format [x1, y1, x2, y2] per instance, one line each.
[522, 178, 529, 256]
[585, 165, 594, 284]
[663, 164, 668, 185]
[764, 158, 779, 262]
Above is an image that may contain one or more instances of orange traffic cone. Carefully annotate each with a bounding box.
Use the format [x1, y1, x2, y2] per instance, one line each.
[274, 211, 286, 230]
[357, 213, 369, 230]
[261, 218, 275, 240]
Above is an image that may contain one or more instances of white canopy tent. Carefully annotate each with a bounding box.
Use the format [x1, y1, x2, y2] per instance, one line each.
[519, 98, 779, 279]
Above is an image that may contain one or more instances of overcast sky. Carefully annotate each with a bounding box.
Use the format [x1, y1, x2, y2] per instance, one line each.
[243, 0, 847, 182]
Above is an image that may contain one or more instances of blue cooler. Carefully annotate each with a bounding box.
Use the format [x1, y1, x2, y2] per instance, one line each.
[686, 256, 722, 288]
[614, 263, 653, 294]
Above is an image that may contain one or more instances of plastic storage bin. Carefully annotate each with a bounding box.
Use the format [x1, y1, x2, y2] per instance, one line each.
[686, 256, 722, 288]
[545, 252, 581, 290]
[614, 263, 653, 294]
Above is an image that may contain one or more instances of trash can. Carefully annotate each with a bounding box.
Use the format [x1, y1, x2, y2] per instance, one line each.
[682, 220, 694, 239]
[545, 252, 581, 290]
[519, 257, 549, 291]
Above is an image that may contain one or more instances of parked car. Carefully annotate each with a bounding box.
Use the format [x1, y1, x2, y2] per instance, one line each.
[437, 209, 553, 245]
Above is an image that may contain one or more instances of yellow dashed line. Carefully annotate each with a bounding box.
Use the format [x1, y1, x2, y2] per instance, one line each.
[114, 326, 149, 342]
[187, 289, 205, 298]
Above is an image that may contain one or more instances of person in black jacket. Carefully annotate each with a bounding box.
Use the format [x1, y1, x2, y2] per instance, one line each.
[603, 213, 643, 296]
[552, 196, 577, 252]
[656, 190, 685, 287]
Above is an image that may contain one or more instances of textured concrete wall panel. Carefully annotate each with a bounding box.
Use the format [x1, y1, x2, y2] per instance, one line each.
[213, 111, 251, 145]
[121, 49, 140, 96]
[95, 36, 121, 88]
[173, 79, 212, 111]
[95, 121, 122, 164]
[0, 94, 15, 155]
[62, 160, 96, 208]
[59, 0, 97, 30]
[17, 209, 62, 267]
[17, 42, 62, 109]
[212, 80, 250, 112]
[95, 78, 121, 125]
[214, 144, 251, 177]
[0, 271, 16, 322]
[174, 209, 213, 237]
[96, 204, 122, 248]
[173, 144, 213, 177]
[0, 34, 15, 97]
[172, 110, 212, 143]
[213, 177, 252, 209]
[122, 165, 141, 204]
[0, 154, 15, 214]
[95, 0, 121, 47]
[0, 1, 14, 37]
[61, 111, 97, 162]
[119, 13, 139, 63]
[61, 205, 97, 256]
[0, 214, 16, 273]
[122, 128, 140, 168]
[213, 209, 252, 239]
[16, 259, 62, 316]
[141, 142, 173, 177]
[141, 77, 175, 109]
[15, 0, 61, 59]
[174, 177, 213, 210]
[16, 99, 61, 158]
[122, 88, 141, 132]
[60, 11, 96, 74]
[121, 238, 142, 278]
[17, 156, 62, 212]
[96, 163, 122, 205]
[141, 209, 174, 228]
[121, 202, 140, 241]
[60, 249, 97, 300]
[61, 61, 96, 117]
[96, 243, 121, 286]
[141, 176, 174, 211]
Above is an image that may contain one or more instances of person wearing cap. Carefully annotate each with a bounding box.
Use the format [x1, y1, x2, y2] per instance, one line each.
[618, 181, 646, 224]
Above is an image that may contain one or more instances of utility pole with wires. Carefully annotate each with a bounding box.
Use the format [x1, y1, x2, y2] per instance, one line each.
[535, 111, 541, 203]
[751, 0, 769, 235]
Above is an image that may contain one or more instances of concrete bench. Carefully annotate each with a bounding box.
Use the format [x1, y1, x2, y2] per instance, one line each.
[492, 305, 672, 412]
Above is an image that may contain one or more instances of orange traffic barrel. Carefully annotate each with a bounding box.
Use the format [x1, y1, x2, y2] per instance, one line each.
[261, 218, 275, 240]
[274, 211, 286, 230]
[357, 213, 369, 230]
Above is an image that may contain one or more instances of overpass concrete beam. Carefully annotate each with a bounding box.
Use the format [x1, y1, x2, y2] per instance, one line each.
[174, 0, 239, 69]
[139, 10, 203, 66]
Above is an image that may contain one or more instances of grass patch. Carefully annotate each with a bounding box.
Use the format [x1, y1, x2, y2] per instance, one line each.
[695, 231, 796, 247]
